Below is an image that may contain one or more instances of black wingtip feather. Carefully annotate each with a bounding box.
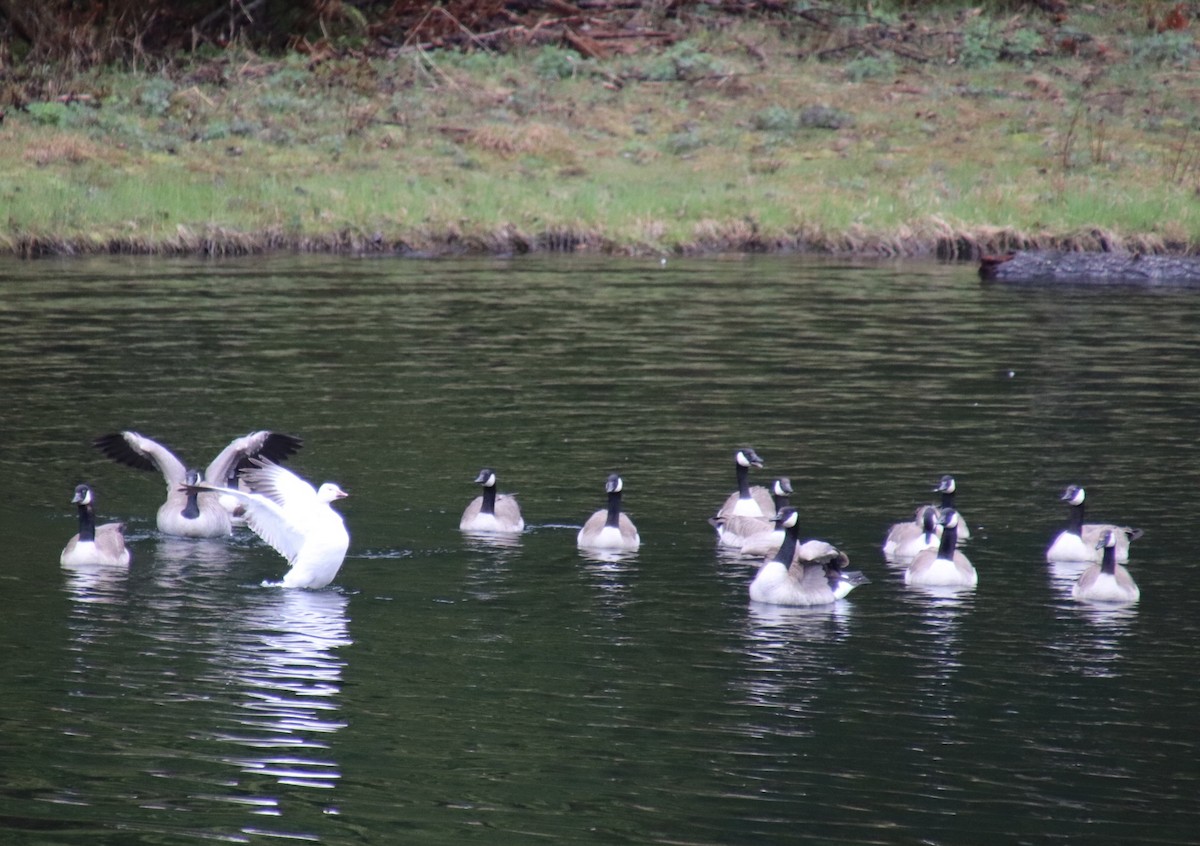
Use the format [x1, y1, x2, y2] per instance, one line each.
[93, 432, 158, 473]
[260, 432, 303, 464]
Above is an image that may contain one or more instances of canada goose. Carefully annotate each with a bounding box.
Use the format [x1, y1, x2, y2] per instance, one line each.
[182, 458, 349, 589]
[1046, 485, 1138, 564]
[577, 473, 640, 551]
[1072, 530, 1140, 604]
[712, 477, 792, 549]
[882, 504, 942, 562]
[716, 448, 774, 519]
[94, 430, 303, 538]
[749, 507, 868, 606]
[933, 475, 971, 541]
[737, 481, 844, 562]
[905, 508, 977, 588]
[460, 468, 525, 534]
[60, 484, 131, 567]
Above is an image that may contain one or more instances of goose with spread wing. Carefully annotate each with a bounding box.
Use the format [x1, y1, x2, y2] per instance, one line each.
[182, 458, 348, 589]
[93, 430, 303, 537]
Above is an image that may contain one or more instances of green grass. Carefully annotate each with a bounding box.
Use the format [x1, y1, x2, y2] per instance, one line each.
[4, 4, 1200, 256]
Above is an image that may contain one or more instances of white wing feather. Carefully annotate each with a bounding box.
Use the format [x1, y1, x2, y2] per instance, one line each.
[240, 461, 320, 511]
[211, 486, 307, 563]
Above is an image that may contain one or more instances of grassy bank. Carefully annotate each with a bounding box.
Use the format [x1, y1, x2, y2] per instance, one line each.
[3, 3, 1200, 258]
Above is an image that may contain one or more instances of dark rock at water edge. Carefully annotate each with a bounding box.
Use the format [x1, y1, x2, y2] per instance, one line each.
[980, 251, 1200, 286]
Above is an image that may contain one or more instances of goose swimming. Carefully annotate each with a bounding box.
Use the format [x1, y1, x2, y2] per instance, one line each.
[1046, 485, 1138, 564]
[715, 448, 774, 519]
[60, 483, 131, 567]
[883, 504, 942, 562]
[933, 475, 971, 541]
[1072, 530, 1140, 604]
[182, 458, 349, 589]
[460, 468, 525, 534]
[94, 430, 303, 537]
[748, 507, 868, 606]
[712, 477, 792, 550]
[577, 473, 640, 552]
[904, 508, 977, 588]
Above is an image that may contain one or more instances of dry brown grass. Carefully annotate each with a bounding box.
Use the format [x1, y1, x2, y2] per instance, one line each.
[465, 122, 576, 162]
[23, 134, 102, 166]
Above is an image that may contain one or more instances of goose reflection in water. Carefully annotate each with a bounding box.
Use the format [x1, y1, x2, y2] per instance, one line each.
[730, 603, 854, 735]
[205, 588, 352, 791]
[62, 557, 132, 606]
[1049, 599, 1137, 679]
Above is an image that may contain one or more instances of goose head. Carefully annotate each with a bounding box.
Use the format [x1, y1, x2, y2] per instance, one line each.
[736, 448, 764, 469]
[317, 483, 349, 503]
[1096, 529, 1118, 551]
[772, 506, 800, 530]
[1061, 485, 1086, 506]
[920, 504, 940, 534]
[771, 477, 793, 497]
[934, 475, 957, 494]
[473, 468, 498, 488]
[72, 484, 94, 506]
[605, 474, 624, 494]
[940, 507, 961, 531]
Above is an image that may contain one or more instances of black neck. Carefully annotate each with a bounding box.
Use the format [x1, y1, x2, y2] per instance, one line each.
[182, 489, 201, 520]
[736, 463, 751, 498]
[940, 490, 956, 509]
[772, 491, 790, 513]
[773, 521, 799, 565]
[1067, 501, 1084, 534]
[606, 489, 623, 529]
[481, 485, 498, 515]
[1100, 542, 1117, 575]
[936, 522, 958, 558]
[76, 502, 96, 542]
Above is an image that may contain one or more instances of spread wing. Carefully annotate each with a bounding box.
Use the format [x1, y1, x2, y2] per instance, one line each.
[239, 459, 322, 512]
[94, 431, 187, 489]
[206, 431, 303, 486]
[215, 486, 308, 563]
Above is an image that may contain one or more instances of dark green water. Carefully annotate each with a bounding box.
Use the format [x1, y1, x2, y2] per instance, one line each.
[1, 255, 1197, 845]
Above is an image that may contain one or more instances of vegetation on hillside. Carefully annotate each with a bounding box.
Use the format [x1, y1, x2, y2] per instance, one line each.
[2, 2, 1199, 258]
